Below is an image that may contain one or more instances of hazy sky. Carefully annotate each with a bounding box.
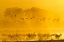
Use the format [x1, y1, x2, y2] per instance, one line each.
[0, 0, 64, 12]
[0, 0, 64, 38]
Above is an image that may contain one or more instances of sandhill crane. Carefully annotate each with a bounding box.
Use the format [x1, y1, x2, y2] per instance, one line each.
[26, 18, 28, 19]
[30, 18, 32, 19]
[53, 19, 56, 21]
[15, 15, 16, 17]
[42, 18, 46, 22]
[57, 18, 60, 22]
[51, 34, 62, 40]
[32, 17, 35, 18]
[55, 34, 62, 39]
[20, 18, 24, 20]
[26, 33, 36, 41]
[53, 18, 60, 22]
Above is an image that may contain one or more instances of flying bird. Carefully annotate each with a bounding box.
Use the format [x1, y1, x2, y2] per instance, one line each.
[20, 18, 24, 20]
[57, 18, 60, 22]
[31, 18, 32, 19]
[15, 15, 16, 17]
[53, 19, 56, 21]
[26, 18, 28, 19]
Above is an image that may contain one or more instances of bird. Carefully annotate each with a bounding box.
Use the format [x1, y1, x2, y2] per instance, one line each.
[15, 15, 16, 17]
[26, 18, 28, 19]
[57, 18, 60, 22]
[31, 18, 32, 19]
[43, 20, 45, 22]
[55, 34, 62, 39]
[53, 19, 56, 21]
[43, 18, 46, 20]
[32, 17, 35, 18]
[20, 18, 24, 20]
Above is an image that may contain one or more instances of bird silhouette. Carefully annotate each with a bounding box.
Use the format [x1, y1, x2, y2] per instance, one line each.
[57, 18, 60, 22]
[53, 19, 56, 21]
[43, 18, 46, 20]
[26, 18, 28, 19]
[53, 18, 60, 22]
[15, 15, 16, 17]
[31, 18, 32, 19]
[32, 17, 35, 18]
[5, 15, 7, 16]
[20, 18, 24, 20]
[43, 20, 45, 22]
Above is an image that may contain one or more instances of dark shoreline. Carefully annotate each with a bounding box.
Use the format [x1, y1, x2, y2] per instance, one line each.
[1, 40, 64, 42]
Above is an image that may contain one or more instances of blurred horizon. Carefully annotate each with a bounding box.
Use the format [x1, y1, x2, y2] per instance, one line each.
[0, 0, 64, 39]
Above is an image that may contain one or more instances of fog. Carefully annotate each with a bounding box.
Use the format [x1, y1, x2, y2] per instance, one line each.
[0, 0, 64, 38]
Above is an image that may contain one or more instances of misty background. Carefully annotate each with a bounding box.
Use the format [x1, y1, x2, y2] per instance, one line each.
[0, 0, 64, 38]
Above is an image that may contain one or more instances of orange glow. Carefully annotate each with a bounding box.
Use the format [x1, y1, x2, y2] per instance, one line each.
[0, 0, 64, 40]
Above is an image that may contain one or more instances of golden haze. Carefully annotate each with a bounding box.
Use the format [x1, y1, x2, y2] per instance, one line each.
[0, 0, 64, 39]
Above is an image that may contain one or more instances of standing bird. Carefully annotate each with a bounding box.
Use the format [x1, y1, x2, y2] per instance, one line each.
[55, 34, 62, 39]
[26, 33, 36, 41]
[51, 34, 62, 40]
